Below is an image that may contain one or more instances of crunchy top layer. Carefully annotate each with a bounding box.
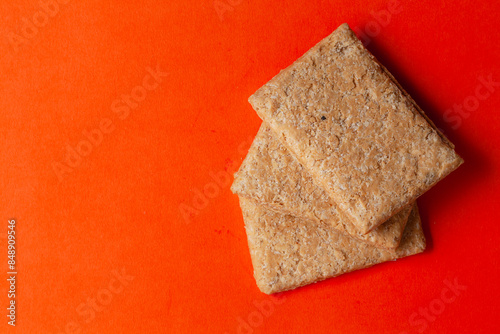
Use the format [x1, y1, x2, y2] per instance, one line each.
[248, 23, 463, 234]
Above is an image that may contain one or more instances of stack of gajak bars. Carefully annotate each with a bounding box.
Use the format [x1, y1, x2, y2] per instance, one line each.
[231, 23, 463, 294]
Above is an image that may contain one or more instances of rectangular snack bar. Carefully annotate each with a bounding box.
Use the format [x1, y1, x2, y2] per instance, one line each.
[240, 197, 426, 294]
[248, 23, 463, 234]
[232, 123, 411, 249]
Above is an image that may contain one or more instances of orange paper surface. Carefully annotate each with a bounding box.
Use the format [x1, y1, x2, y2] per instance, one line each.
[0, 0, 499, 333]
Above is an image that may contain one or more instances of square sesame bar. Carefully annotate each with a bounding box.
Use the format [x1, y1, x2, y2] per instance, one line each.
[248, 23, 463, 234]
[240, 197, 425, 294]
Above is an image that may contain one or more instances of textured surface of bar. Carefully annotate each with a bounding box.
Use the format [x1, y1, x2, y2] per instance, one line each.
[248, 23, 463, 233]
[240, 197, 426, 294]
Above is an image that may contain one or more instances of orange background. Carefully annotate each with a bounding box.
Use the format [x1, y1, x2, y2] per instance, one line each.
[1, 0, 499, 333]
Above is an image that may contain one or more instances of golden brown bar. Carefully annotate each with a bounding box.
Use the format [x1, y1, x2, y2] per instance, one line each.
[248, 23, 463, 234]
[240, 197, 425, 294]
